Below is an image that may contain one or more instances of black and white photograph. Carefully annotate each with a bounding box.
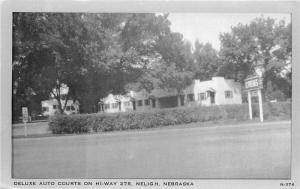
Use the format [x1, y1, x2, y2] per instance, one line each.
[10, 11, 292, 179]
[1, 1, 300, 188]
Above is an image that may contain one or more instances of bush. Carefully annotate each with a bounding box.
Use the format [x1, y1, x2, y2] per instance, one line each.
[49, 101, 291, 134]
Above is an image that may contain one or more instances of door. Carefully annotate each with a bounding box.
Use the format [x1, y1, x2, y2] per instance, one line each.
[210, 92, 215, 104]
[180, 95, 185, 106]
[118, 102, 121, 111]
[132, 101, 136, 110]
[152, 99, 156, 108]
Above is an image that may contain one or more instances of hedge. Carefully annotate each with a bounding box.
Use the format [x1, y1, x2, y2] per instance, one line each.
[49, 101, 291, 134]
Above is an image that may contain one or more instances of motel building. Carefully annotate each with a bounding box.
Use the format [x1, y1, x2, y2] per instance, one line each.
[41, 84, 80, 116]
[41, 99, 80, 116]
[98, 77, 242, 113]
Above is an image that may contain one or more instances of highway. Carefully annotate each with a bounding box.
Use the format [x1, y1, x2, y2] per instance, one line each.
[13, 121, 291, 179]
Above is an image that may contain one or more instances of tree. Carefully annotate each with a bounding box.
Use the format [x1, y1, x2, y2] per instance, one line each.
[155, 32, 194, 71]
[155, 62, 194, 105]
[12, 13, 177, 114]
[118, 14, 195, 103]
[13, 13, 123, 114]
[154, 34, 194, 97]
[217, 17, 292, 100]
[130, 31, 195, 105]
[193, 41, 219, 81]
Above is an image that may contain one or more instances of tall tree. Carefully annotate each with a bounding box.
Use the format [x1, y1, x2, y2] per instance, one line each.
[154, 34, 194, 93]
[155, 32, 194, 71]
[131, 31, 195, 104]
[217, 17, 291, 100]
[120, 14, 195, 99]
[193, 41, 219, 81]
[155, 62, 194, 96]
[13, 13, 124, 114]
[13, 13, 176, 114]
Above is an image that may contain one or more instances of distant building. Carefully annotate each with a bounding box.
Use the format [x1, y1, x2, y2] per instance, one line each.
[41, 99, 80, 116]
[98, 77, 242, 113]
[41, 84, 80, 116]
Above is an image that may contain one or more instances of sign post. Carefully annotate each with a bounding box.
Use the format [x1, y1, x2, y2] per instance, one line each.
[22, 107, 29, 136]
[257, 89, 264, 122]
[244, 75, 264, 122]
[247, 91, 252, 120]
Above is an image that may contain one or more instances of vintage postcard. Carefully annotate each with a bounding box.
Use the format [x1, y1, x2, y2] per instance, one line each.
[1, 1, 299, 189]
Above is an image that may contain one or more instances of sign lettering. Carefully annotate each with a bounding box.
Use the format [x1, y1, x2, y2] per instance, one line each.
[245, 76, 263, 91]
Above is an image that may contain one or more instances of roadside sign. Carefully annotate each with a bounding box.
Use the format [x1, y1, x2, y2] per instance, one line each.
[244, 75, 264, 122]
[22, 107, 29, 123]
[245, 76, 263, 91]
[22, 107, 28, 136]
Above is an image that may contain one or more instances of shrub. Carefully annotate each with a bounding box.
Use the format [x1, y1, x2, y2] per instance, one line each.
[49, 101, 291, 134]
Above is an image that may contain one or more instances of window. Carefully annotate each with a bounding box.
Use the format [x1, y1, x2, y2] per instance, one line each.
[71, 106, 75, 111]
[104, 104, 110, 109]
[225, 90, 233, 98]
[112, 103, 118, 109]
[198, 93, 206, 101]
[66, 106, 71, 111]
[138, 100, 143, 106]
[123, 101, 130, 106]
[53, 105, 57, 109]
[42, 107, 49, 112]
[187, 94, 194, 101]
[144, 99, 150, 105]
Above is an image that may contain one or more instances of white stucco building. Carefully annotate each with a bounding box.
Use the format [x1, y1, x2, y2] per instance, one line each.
[41, 99, 80, 116]
[98, 77, 242, 113]
[41, 84, 80, 116]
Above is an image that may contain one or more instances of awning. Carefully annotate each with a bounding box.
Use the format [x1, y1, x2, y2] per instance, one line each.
[206, 87, 216, 92]
[148, 95, 156, 99]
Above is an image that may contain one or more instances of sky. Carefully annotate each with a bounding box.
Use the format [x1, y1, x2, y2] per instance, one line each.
[168, 13, 291, 51]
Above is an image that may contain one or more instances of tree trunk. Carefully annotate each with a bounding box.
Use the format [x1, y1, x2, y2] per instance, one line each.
[56, 97, 64, 114]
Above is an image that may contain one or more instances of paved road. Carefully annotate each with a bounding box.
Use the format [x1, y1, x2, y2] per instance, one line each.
[13, 121, 291, 179]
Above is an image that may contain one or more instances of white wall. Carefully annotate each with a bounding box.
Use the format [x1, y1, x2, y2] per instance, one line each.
[189, 77, 242, 106]
[100, 77, 242, 114]
[192, 79, 217, 106]
[214, 78, 242, 105]
[41, 99, 79, 116]
[100, 94, 133, 113]
[100, 90, 159, 113]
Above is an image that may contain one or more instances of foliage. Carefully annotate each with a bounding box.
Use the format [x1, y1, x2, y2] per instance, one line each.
[154, 62, 194, 94]
[155, 32, 194, 71]
[49, 101, 291, 134]
[13, 14, 292, 119]
[131, 32, 195, 95]
[193, 41, 220, 81]
[217, 17, 291, 99]
[13, 13, 114, 113]
[12, 13, 175, 115]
